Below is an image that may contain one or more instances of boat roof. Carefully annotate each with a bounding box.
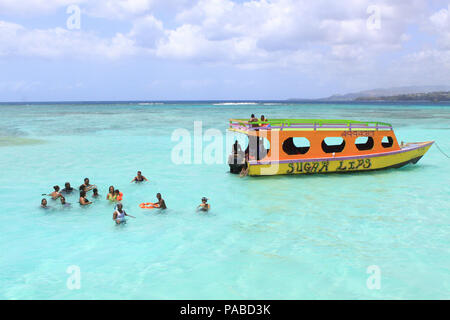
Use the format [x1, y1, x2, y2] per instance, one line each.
[229, 118, 393, 133]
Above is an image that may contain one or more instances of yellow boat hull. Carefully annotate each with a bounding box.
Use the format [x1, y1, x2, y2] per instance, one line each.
[248, 141, 433, 176]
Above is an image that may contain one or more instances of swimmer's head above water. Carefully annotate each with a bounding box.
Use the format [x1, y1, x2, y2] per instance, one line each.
[41, 198, 47, 207]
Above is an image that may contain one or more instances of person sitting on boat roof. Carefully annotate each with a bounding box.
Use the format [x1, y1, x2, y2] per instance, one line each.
[260, 115, 268, 127]
[249, 114, 259, 127]
[197, 197, 210, 212]
[131, 171, 148, 183]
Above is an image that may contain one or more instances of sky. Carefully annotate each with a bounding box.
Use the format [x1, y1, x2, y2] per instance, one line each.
[1, 0, 450, 101]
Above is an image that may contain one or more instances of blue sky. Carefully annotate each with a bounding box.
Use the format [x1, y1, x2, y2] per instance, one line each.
[1, 0, 450, 101]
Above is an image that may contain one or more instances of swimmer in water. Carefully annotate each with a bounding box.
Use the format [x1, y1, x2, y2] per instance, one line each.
[114, 189, 123, 202]
[41, 198, 48, 208]
[92, 188, 100, 198]
[156, 193, 167, 210]
[80, 178, 95, 192]
[60, 196, 71, 207]
[113, 203, 135, 224]
[61, 182, 74, 194]
[131, 171, 148, 183]
[106, 186, 115, 201]
[79, 190, 92, 206]
[197, 197, 210, 212]
[50, 186, 62, 200]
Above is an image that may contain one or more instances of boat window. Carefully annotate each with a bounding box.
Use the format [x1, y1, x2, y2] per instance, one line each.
[382, 136, 394, 148]
[322, 137, 345, 153]
[355, 136, 374, 151]
[282, 137, 310, 155]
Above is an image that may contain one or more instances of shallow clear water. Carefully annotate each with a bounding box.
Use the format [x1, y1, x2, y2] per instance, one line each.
[0, 102, 449, 299]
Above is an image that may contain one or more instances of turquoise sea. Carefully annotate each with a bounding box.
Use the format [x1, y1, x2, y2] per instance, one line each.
[0, 102, 449, 299]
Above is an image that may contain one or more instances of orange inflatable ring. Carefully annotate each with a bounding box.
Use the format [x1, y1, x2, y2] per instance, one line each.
[116, 192, 123, 201]
[139, 202, 160, 209]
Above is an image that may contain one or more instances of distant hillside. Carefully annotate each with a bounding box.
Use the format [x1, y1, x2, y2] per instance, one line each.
[286, 86, 450, 102]
[355, 91, 450, 102]
[319, 86, 450, 101]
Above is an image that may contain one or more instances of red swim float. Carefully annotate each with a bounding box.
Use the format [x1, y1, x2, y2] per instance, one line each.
[139, 202, 160, 209]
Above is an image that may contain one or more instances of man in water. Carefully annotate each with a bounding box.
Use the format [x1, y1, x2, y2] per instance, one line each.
[50, 186, 62, 199]
[80, 178, 95, 192]
[41, 198, 48, 208]
[131, 171, 148, 183]
[92, 188, 100, 198]
[61, 182, 74, 194]
[197, 197, 210, 212]
[156, 193, 167, 210]
[113, 203, 135, 224]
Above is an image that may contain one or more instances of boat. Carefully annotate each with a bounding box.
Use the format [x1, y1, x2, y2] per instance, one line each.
[227, 118, 434, 176]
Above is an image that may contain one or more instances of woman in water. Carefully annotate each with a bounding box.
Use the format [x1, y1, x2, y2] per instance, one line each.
[197, 197, 210, 212]
[113, 203, 135, 224]
[131, 171, 148, 183]
[79, 190, 92, 206]
[50, 185, 62, 200]
[106, 186, 115, 201]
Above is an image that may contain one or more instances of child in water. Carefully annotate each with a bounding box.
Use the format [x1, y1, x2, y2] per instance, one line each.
[197, 197, 210, 212]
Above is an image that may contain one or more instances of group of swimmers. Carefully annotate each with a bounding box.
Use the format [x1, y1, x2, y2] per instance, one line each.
[40, 170, 210, 224]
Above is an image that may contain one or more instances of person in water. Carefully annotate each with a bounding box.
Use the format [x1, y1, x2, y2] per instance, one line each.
[61, 182, 74, 194]
[114, 189, 123, 202]
[41, 198, 48, 208]
[131, 171, 148, 183]
[113, 203, 135, 224]
[50, 186, 62, 200]
[92, 188, 100, 198]
[60, 196, 71, 207]
[156, 193, 167, 210]
[79, 190, 92, 205]
[80, 178, 95, 192]
[197, 197, 210, 212]
[106, 186, 115, 201]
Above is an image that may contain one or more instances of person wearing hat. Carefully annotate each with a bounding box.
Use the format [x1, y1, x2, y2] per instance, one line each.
[197, 197, 210, 212]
